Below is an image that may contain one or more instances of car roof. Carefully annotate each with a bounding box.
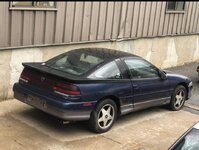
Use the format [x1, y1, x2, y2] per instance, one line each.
[68, 48, 138, 60]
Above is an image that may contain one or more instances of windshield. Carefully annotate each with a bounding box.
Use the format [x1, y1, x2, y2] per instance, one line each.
[172, 128, 199, 150]
[46, 50, 104, 76]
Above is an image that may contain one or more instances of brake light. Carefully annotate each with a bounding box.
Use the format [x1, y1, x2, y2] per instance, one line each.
[20, 68, 80, 96]
[20, 69, 32, 82]
[53, 83, 81, 96]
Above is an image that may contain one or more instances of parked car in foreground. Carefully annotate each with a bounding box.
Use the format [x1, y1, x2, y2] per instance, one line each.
[13, 48, 193, 133]
[169, 121, 199, 150]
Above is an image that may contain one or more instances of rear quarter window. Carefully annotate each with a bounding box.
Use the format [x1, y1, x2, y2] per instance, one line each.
[88, 61, 122, 79]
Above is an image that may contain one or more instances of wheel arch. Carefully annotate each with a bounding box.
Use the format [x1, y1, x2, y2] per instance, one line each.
[94, 95, 121, 116]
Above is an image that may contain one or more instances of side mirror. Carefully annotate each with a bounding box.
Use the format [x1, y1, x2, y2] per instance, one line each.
[115, 73, 122, 79]
[197, 66, 199, 72]
[158, 69, 167, 80]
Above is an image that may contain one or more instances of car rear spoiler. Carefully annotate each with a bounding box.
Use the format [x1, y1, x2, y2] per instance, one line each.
[22, 62, 86, 83]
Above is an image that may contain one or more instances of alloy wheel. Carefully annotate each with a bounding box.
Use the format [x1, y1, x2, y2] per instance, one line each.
[97, 104, 115, 129]
[174, 90, 185, 109]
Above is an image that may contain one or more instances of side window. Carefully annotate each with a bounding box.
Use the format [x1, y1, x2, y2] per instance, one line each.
[88, 61, 122, 79]
[124, 58, 159, 79]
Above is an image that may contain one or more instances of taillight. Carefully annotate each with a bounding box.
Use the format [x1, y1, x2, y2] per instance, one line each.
[53, 83, 81, 96]
[20, 69, 32, 82]
[19, 68, 80, 96]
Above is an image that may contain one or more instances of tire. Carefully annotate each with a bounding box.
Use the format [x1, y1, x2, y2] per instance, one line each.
[169, 85, 187, 111]
[89, 99, 117, 133]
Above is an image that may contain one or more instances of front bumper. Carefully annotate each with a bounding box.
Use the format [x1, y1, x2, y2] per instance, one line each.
[13, 83, 93, 121]
[187, 81, 193, 99]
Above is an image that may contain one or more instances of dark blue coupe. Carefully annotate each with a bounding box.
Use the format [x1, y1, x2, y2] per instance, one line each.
[13, 48, 193, 133]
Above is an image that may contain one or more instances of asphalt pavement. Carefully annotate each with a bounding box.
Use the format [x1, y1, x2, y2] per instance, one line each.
[167, 61, 199, 107]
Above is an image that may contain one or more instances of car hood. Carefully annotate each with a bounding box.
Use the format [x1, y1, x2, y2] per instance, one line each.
[163, 70, 191, 82]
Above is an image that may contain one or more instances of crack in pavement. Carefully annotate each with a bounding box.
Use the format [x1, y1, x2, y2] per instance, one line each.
[102, 135, 123, 145]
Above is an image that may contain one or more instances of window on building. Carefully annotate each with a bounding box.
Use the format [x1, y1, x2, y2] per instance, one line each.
[167, 1, 185, 11]
[11, 1, 55, 8]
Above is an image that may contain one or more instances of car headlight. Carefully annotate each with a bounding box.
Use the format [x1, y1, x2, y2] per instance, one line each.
[188, 81, 193, 87]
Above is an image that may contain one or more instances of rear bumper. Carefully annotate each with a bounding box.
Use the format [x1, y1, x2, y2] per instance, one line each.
[13, 83, 94, 121]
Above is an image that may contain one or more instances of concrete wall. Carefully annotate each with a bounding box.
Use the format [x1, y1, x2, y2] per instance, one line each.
[1, 35, 199, 101]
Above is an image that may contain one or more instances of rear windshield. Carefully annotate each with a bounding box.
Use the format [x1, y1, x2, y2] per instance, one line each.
[45, 50, 104, 76]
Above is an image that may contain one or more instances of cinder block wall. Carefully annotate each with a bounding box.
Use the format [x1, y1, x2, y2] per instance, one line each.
[0, 35, 199, 101]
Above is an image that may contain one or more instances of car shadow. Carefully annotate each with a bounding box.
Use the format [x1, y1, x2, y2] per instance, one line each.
[13, 107, 92, 132]
[11, 107, 96, 141]
[10, 105, 170, 141]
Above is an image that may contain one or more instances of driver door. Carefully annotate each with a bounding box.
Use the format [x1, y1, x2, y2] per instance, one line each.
[123, 57, 171, 111]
